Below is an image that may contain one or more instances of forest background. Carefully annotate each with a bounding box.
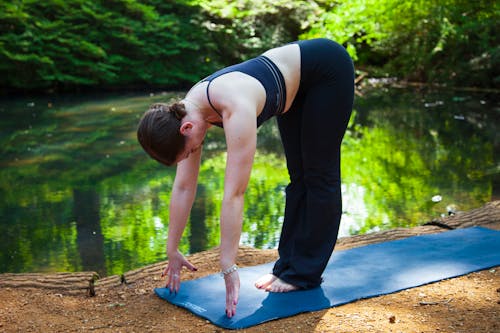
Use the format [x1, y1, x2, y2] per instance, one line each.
[0, 0, 498, 93]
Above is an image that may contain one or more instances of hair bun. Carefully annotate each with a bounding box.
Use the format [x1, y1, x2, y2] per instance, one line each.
[170, 103, 185, 120]
[149, 103, 167, 113]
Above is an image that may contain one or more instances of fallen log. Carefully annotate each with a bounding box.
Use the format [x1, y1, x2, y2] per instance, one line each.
[336, 201, 500, 250]
[433, 200, 500, 229]
[0, 272, 99, 296]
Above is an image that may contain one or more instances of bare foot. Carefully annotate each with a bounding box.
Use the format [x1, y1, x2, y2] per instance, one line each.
[265, 278, 299, 292]
[254, 274, 277, 290]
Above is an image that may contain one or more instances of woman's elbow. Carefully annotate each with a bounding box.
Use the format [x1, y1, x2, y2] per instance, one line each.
[223, 188, 246, 202]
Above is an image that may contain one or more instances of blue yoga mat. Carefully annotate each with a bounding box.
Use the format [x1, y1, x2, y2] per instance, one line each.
[155, 227, 500, 329]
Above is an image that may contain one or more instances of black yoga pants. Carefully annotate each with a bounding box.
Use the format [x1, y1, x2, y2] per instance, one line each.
[273, 38, 354, 289]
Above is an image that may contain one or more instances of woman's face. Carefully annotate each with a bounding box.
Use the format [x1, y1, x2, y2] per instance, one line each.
[175, 123, 206, 164]
[179, 137, 204, 162]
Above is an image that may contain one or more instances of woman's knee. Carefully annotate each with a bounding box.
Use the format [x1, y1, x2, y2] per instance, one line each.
[303, 168, 340, 191]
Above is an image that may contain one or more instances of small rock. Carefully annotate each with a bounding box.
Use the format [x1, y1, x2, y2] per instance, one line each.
[389, 315, 396, 323]
[431, 195, 442, 203]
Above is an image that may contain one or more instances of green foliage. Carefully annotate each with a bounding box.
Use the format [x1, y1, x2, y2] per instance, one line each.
[0, 0, 218, 90]
[303, 0, 499, 87]
[0, 0, 313, 91]
[303, 0, 386, 61]
[193, 0, 316, 62]
[1, 0, 497, 90]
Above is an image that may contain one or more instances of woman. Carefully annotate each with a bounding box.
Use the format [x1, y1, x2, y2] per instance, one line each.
[137, 38, 354, 318]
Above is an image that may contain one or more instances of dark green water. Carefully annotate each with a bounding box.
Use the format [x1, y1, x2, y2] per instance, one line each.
[0, 88, 498, 276]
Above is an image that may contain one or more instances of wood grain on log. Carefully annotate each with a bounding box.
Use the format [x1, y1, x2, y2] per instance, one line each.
[0, 272, 98, 296]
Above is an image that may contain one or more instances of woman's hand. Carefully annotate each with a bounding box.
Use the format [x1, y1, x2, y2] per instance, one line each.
[162, 250, 197, 293]
[224, 270, 240, 318]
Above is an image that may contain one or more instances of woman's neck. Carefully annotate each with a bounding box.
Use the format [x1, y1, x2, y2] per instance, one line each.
[183, 91, 220, 123]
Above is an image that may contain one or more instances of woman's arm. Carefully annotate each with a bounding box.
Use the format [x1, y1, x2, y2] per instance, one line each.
[220, 102, 257, 317]
[219, 109, 256, 267]
[163, 147, 202, 292]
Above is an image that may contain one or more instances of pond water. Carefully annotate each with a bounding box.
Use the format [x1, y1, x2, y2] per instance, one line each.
[0, 87, 498, 277]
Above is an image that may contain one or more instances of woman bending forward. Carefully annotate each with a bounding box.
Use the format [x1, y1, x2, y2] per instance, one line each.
[137, 38, 354, 318]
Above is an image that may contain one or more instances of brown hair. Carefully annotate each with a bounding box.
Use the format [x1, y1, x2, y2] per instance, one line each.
[137, 102, 187, 166]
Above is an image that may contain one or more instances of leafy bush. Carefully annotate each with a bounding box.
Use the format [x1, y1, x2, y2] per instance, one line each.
[303, 0, 499, 87]
[1, 0, 497, 91]
[0, 0, 217, 90]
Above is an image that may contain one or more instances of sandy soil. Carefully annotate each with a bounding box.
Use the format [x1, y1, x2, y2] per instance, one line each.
[1, 241, 499, 333]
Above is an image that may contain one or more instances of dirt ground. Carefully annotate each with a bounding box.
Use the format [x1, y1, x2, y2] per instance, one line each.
[1, 240, 499, 333]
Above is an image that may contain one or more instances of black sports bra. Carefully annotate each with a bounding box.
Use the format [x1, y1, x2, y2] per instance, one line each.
[201, 55, 286, 128]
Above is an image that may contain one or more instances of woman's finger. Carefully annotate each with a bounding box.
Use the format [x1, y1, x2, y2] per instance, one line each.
[173, 273, 180, 293]
[161, 266, 168, 278]
[166, 272, 173, 290]
[182, 258, 198, 271]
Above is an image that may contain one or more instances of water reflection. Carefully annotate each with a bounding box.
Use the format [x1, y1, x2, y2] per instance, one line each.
[190, 184, 208, 253]
[0, 88, 497, 276]
[73, 188, 106, 275]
